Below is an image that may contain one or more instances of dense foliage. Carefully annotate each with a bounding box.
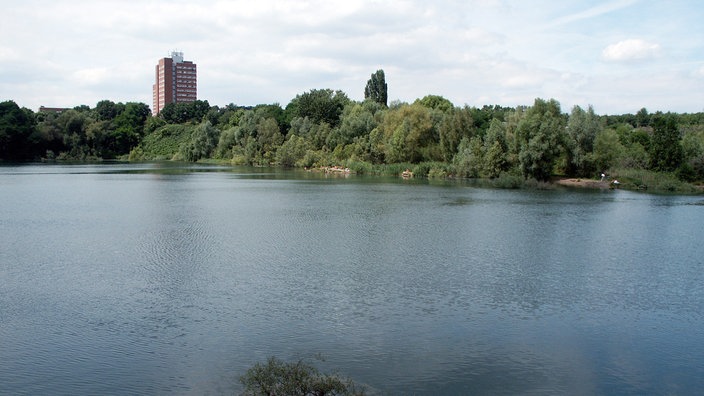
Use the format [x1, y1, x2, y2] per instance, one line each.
[3, 69, 704, 190]
[1, 100, 150, 160]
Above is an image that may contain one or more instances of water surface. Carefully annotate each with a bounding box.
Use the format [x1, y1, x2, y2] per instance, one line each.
[1, 163, 703, 394]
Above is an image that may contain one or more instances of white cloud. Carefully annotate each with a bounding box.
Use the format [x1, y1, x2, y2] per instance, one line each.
[71, 68, 111, 87]
[548, 0, 637, 28]
[695, 65, 704, 78]
[0, 46, 21, 61]
[602, 39, 662, 62]
[1, 0, 703, 114]
[460, 27, 504, 46]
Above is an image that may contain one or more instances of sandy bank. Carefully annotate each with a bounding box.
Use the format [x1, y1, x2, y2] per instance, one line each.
[555, 178, 613, 189]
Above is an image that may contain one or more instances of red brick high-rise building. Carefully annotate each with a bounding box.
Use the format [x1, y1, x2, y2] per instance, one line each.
[152, 51, 197, 115]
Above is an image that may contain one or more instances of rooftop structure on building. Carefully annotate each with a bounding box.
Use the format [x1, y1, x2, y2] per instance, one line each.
[152, 51, 197, 115]
[38, 106, 70, 114]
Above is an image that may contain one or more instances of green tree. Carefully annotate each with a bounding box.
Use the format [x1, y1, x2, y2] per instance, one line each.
[287, 89, 350, 128]
[160, 100, 211, 124]
[331, 102, 380, 147]
[0, 101, 38, 160]
[102, 102, 151, 157]
[635, 107, 651, 127]
[36, 111, 66, 156]
[367, 126, 386, 163]
[516, 98, 566, 181]
[482, 118, 509, 178]
[592, 128, 625, 172]
[364, 69, 388, 107]
[649, 112, 683, 171]
[253, 104, 287, 132]
[276, 134, 310, 167]
[503, 107, 526, 168]
[289, 116, 331, 150]
[380, 103, 434, 163]
[470, 105, 513, 134]
[86, 120, 110, 158]
[236, 110, 263, 143]
[453, 136, 484, 178]
[438, 106, 474, 161]
[681, 127, 704, 180]
[180, 121, 219, 161]
[415, 95, 454, 113]
[214, 126, 239, 159]
[56, 109, 94, 159]
[566, 105, 601, 177]
[257, 117, 284, 164]
[95, 100, 119, 121]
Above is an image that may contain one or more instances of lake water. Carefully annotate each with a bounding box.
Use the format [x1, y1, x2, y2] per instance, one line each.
[1, 163, 703, 395]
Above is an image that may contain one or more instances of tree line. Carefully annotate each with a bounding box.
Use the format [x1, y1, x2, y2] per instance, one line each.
[2, 69, 703, 185]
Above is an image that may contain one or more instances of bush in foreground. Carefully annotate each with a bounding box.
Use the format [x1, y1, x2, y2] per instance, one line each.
[240, 356, 365, 396]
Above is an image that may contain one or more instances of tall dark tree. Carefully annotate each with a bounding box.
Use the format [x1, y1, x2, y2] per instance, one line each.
[102, 102, 152, 157]
[364, 69, 388, 107]
[649, 112, 683, 171]
[635, 107, 651, 127]
[0, 101, 38, 160]
[95, 100, 119, 121]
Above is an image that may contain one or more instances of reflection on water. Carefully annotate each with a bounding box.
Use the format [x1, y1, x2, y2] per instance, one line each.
[1, 163, 703, 395]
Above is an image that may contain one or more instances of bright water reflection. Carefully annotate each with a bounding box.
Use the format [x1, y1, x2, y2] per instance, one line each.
[1, 163, 703, 395]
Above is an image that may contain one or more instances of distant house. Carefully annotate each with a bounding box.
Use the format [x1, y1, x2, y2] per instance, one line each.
[38, 106, 70, 114]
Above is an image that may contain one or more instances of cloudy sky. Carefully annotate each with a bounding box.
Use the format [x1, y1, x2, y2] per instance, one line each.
[2, 0, 703, 115]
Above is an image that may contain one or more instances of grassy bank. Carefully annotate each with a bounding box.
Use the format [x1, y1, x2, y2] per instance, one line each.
[608, 168, 702, 194]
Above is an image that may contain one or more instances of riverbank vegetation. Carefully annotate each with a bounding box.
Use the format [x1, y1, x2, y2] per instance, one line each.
[2, 70, 703, 193]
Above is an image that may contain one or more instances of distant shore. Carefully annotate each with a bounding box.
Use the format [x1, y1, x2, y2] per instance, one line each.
[555, 176, 704, 193]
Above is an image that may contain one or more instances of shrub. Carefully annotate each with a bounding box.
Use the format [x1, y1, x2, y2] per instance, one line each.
[412, 163, 432, 177]
[240, 356, 365, 396]
[128, 146, 144, 161]
[346, 160, 373, 175]
[610, 168, 699, 193]
[140, 124, 193, 159]
[492, 172, 524, 189]
[427, 168, 447, 178]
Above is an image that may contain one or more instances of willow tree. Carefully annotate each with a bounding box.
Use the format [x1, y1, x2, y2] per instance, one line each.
[566, 104, 601, 177]
[483, 118, 510, 178]
[516, 98, 566, 181]
[380, 103, 434, 163]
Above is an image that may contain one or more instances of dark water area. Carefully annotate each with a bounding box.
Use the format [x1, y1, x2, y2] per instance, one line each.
[1, 163, 703, 395]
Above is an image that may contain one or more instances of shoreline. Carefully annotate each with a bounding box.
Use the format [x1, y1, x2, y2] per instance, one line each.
[554, 178, 613, 189]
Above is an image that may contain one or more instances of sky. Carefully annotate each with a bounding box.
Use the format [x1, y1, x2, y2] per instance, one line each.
[1, 0, 703, 115]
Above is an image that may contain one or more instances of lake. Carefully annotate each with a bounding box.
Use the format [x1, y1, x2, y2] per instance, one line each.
[1, 163, 703, 395]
